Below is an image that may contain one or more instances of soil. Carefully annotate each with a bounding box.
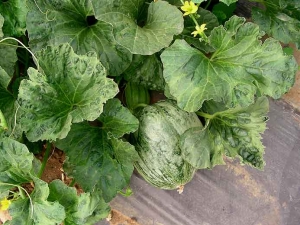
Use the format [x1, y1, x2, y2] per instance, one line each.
[283, 44, 300, 111]
[35, 147, 83, 194]
[108, 209, 141, 225]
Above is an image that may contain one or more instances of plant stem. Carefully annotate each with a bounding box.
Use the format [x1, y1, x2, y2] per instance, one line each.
[38, 142, 52, 178]
[190, 14, 200, 27]
[69, 179, 76, 187]
[196, 111, 214, 119]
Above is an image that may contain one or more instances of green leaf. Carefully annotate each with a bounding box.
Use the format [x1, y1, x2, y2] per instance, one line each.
[283, 46, 294, 55]
[180, 127, 211, 169]
[179, 7, 219, 53]
[18, 44, 118, 142]
[0, 110, 8, 132]
[252, 0, 300, 49]
[0, 138, 33, 193]
[48, 180, 110, 225]
[219, 0, 237, 6]
[99, 98, 139, 138]
[192, 97, 269, 169]
[0, 14, 4, 38]
[93, 0, 184, 55]
[212, 2, 236, 24]
[7, 178, 65, 225]
[55, 122, 138, 202]
[161, 16, 298, 112]
[26, 0, 132, 76]
[0, 42, 17, 77]
[0, 0, 28, 37]
[165, 0, 182, 6]
[0, 69, 22, 140]
[194, 0, 207, 3]
[124, 54, 164, 90]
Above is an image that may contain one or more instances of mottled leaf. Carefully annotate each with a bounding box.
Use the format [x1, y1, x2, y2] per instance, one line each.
[190, 97, 269, 169]
[18, 44, 118, 142]
[161, 16, 297, 112]
[124, 54, 164, 90]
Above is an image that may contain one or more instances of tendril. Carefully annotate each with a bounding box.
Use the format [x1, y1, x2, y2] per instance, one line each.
[33, 0, 55, 22]
[0, 37, 40, 71]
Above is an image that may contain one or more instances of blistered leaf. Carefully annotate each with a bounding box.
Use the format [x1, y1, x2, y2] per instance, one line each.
[18, 44, 118, 142]
[26, 0, 132, 76]
[161, 16, 297, 112]
[93, 0, 184, 55]
[7, 178, 65, 225]
[99, 99, 139, 138]
[252, 0, 300, 49]
[0, 0, 28, 37]
[185, 97, 269, 169]
[124, 54, 164, 90]
[48, 180, 110, 225]
[55, 122, 138, 202]
[0, 138, 33, 193]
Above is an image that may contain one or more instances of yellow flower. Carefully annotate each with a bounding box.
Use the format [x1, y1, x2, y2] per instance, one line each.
[181, 1, 198, 16]
[191, 24, 207, 37]
[0, 198, 11, 211]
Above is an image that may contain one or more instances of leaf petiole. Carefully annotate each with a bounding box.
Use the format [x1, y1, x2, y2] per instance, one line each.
[196, 111, 214, 119]
[37, 143, 52, 178]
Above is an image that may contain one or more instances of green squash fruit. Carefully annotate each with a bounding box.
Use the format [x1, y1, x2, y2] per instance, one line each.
[133, 101, 202, 191]
[125, 82, 150, 110]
